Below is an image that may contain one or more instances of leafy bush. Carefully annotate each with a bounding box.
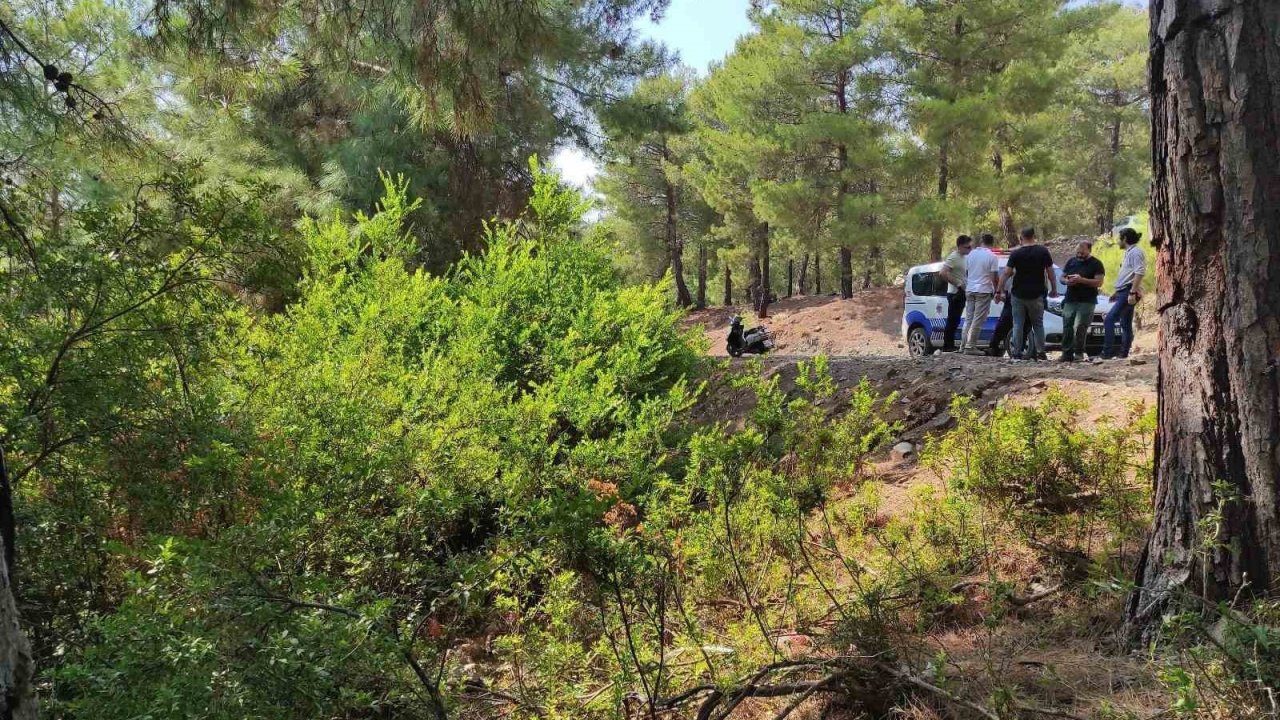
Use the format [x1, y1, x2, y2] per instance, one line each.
[924, 390, 1152, 563]
[50, 163, 704, 719]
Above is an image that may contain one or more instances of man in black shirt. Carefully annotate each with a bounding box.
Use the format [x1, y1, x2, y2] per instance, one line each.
[1058, 240, 1105, 362]
[995, 227, 1057, 360]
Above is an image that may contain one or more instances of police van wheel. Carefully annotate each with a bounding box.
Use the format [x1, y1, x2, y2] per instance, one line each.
[908, 326, 934, 357]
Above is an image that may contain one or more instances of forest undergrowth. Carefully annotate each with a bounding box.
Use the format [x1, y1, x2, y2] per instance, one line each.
[9, 167, 1273, 720]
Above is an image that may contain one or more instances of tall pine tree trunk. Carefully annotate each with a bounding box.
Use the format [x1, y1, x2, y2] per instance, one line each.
[814, 253, 822, 295]
[1102, 97, 1123, 234]
[1, 448, 38, 720]
[992, 149, 1017, 246]
[839, 247, 854, 299]
[930, 15, 964, 263]
[786, 258, 794, 298]
[863, 245, 882, 290]
[862, 184, 881, 290]
[931, 137, 950, 262]
[1129, 0, 1280, 632]
[756, 222, 771, 318]
[723, 264, 733, 307]
[662, 144, 692, 307]
[696, 245, 708, 310]
[835, 46, 855, 300]
[797, 253, 810, 295]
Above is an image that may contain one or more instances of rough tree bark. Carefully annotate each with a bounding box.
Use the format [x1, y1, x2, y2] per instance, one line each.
[1129, 0, 1280, 631]
[1, 449, 38, 720]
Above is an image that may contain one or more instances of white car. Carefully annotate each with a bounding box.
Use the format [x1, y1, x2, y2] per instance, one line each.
[901, 253, 1114, 357]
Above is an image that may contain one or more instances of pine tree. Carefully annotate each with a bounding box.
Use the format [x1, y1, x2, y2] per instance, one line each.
[1130, 0, 1280, 633]
[875, 0, 1067, 259]
[598, 72, 715, 308]
[1054, 3, 1149, 234]
[685, 33, 787, 317]
[150, 0, 673, 268]
[744, 0, 892, 298]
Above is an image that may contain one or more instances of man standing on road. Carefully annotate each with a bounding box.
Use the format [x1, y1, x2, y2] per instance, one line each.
[961, 234, 999, 354]
[985, 234, 1020, 357]
[1059, 240, 1105, 362]
[996, 227, 1057, 361]
[1102, 228, 1145, 360]
[940, 235, 972, 352]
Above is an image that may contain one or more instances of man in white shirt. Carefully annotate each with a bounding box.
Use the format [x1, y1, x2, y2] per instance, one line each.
[961, 234, 1000, 353]
[1102, 227, 1146, 359]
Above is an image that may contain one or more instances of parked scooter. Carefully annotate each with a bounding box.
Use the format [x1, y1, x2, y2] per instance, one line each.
[726, 315, 775, 357]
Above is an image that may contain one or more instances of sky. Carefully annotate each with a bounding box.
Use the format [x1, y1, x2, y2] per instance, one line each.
[551, 0, 753, 189]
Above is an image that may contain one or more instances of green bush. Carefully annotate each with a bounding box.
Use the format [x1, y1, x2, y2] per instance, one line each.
[924, 389, 1154, 566]
[50, 163, 705, 719]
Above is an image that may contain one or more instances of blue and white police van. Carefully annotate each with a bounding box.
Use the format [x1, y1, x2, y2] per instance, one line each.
[901, 252, 1113, 357]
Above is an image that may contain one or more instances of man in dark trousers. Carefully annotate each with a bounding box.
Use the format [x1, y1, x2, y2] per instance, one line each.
[985, 234, 1020, 356]
[996, 226, 1057, 361]
[939, 235, 972, 352]
[1059, 240, 1105, 362]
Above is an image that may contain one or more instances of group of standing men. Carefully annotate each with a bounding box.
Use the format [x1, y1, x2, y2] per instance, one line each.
[937, 227, 1146, 361]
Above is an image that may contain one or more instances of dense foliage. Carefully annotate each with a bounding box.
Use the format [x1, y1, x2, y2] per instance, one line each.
[4, 1, 1251, 719]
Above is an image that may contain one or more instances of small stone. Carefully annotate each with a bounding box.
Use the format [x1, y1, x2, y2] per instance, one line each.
[891, 441, 916, 462]
[1128, 356, 1148, 366]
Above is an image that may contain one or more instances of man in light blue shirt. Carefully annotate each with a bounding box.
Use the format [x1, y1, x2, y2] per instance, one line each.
[1102, 228, 1146, 359]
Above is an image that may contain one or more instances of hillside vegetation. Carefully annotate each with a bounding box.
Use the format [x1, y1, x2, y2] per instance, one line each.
[4, 0, 1280, 718]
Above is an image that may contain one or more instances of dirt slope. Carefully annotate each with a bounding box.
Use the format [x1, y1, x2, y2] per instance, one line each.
[685, 291, 906, 357]
[693, 353, 1156, 446]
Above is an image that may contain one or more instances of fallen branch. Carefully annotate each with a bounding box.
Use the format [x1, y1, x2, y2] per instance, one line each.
[1015, 703, 1089, 720]
[770, 670, 856, 720]
[888, 665, 1000, 720]
[948, 580, 1064, 607]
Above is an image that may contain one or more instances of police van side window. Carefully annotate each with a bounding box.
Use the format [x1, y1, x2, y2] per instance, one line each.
[911, 271, 946, 297]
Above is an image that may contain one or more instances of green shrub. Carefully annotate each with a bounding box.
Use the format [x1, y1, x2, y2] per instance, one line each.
[924, 389, 1154, 568]
[50, 163, 704, 719]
